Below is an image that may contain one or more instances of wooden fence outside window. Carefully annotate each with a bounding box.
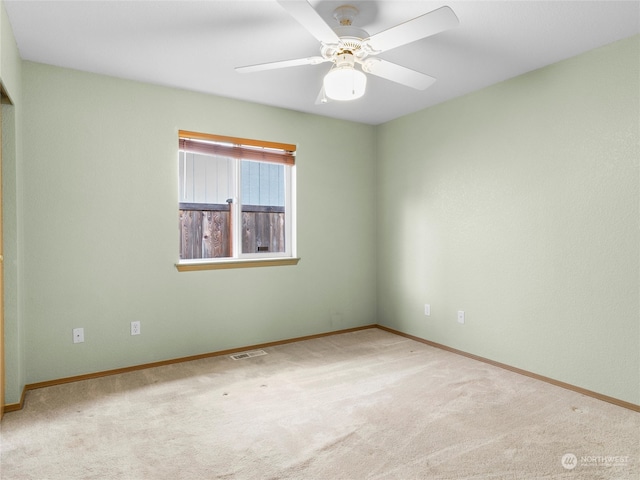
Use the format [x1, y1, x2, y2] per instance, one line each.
[179, 203, 285, 259]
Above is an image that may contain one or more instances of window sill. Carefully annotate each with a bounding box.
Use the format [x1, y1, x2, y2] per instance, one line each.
[175, 257, 300, 272]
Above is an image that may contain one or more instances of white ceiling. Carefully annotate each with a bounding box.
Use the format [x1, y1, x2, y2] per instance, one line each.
[4, 0, 639, 125]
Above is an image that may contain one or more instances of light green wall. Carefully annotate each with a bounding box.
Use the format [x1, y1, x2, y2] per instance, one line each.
[1, 0, 24, 406]
[376, 36, 640, 404]
[20, 61, 377, 389]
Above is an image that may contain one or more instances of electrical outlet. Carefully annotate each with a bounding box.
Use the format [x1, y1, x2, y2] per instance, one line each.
[457, 311, 465, 324]
[424, 304, 431, 316]
[131, 321, 141, 336]
[73, 328, 84, 343]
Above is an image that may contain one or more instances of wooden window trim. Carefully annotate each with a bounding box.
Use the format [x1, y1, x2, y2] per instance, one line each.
[179, 130, 295, 153]
[179, 130, 295, 165]
[176, 257, 300, 272]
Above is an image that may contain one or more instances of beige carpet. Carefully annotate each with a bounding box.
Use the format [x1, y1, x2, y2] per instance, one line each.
[1, 328, 638, 479]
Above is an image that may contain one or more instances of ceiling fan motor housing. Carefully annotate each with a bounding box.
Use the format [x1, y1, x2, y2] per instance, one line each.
[334, 51, 356, 69]
[325, 5, 371, 61]
[322, 27, 369, 60]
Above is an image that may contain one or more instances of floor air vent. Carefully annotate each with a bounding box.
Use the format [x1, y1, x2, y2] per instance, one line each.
[229, 350, 268, 360]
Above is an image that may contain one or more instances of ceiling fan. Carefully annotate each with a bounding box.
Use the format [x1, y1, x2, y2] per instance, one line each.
[236, 1, 459, 103]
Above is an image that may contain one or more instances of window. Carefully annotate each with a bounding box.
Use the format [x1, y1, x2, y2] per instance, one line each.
[177, 130, 297, 270]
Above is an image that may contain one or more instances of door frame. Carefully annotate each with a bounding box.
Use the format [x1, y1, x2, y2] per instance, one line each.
[0, 85, 9, 420]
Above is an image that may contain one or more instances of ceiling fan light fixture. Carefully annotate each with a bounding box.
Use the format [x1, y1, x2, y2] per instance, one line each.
[323, 52, 367, 101]
[323, 66, 366, 101]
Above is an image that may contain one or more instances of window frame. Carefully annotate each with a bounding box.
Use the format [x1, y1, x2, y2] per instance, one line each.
[176, 130, 299, 271]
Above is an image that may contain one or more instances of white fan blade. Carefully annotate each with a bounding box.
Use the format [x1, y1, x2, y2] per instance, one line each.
[362, 58, 436, 90]
[366, 6, 459, 53]
[236, 56, 328, 73]
[277, 0, 340, 45]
